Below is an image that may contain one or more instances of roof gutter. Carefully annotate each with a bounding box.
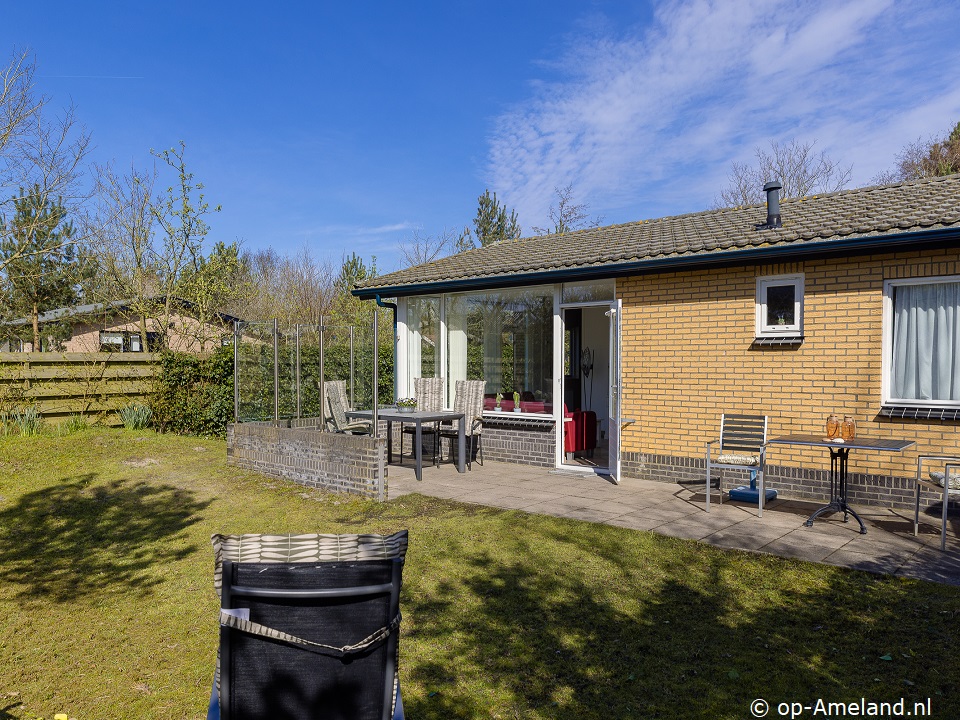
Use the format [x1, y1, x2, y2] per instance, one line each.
[352, 226, 960, 299]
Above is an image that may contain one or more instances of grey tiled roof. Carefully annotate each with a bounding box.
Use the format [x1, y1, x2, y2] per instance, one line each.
[357, 174, 960, 295]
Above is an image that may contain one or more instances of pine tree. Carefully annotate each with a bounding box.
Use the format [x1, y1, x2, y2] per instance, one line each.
[1, 185, 84, 350]
[471, 189, 521, 247]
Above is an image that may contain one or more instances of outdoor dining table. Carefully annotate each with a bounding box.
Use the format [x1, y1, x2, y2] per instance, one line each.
[348, 408, 466, 482]
[766, 434, 915, 535]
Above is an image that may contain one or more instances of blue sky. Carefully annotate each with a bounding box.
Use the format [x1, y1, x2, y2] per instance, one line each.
[4, 0, 960, 274]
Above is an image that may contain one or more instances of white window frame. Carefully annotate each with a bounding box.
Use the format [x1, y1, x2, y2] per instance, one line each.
[882, 274, 960, 409]
[756, 274, 804, 338]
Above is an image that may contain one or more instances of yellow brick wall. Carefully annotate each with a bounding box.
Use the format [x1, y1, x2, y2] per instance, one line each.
[617, 249, 960, 479]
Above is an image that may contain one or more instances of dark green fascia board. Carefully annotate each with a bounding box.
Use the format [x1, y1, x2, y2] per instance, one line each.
[351, 226, 960, 299]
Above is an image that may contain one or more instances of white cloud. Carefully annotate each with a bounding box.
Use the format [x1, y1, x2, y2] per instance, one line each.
[487, 0, 960, 227]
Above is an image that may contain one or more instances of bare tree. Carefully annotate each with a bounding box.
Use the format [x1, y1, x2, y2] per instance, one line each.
[0, 49, 92, 277]
[149, 141, 220, 348]
[87, 162, 161, 348]
[531, 184, 604, 235]
[874, 120, 960, 184]
[716, 139, 852, 207]
[398, 227, 466, 267]
[233, 245, 335, 325]
[0, 49, 41, 163]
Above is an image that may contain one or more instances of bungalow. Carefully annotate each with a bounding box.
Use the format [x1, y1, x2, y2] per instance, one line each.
[353, 174, 960, 512]
[1, 297, 240, 353]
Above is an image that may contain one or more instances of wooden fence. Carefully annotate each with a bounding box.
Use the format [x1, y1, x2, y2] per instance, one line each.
[0, 352, 160, 426]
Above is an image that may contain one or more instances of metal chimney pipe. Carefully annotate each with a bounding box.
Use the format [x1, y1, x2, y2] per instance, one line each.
[763, 181, 783, 228]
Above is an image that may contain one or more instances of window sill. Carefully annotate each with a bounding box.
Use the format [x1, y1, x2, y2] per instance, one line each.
[482, 412, 555, 428]
[880, 405, 960, 421]
[752, 335, 804, 347]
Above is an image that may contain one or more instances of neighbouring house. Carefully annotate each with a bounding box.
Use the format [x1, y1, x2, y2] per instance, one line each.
[353, 174, 960, 512]
[1, 296, 240, 353]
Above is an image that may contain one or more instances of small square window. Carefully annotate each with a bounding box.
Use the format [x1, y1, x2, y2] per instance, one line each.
[756, 274, 803, 338]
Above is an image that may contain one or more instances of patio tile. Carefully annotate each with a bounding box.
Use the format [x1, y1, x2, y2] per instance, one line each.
[382, 458, 960, 585]
[821, 548, 912, 575]
[520, 498, 602, 515]
[893, 546, 960, 586]
[606, 513, 670, 532]
[627, 504, 701, 523]
[557, 507, 624, 524]
[704, 523, 792, 551]
[654, 517, 722, 541]
[758, 533, 853, 562]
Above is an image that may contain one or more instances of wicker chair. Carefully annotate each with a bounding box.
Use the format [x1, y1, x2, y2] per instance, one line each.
[323, 380, 371, 435]
[208, 531, 408, 720]
[439, 380, 485, 470]
[401, 377, 444, 464]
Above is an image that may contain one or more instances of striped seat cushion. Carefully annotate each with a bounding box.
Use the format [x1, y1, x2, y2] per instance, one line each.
[928, 471, 960, 490]
[716, 453, 761, 466]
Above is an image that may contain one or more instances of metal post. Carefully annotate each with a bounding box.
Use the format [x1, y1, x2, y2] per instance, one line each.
[295, 324, 302, 419]
[233, 320, 239, 423]
[349, 326, 355, 408]
[273, 318, 279, 422]
[373, 307, 382, 502]
[318, 315, 325, 430]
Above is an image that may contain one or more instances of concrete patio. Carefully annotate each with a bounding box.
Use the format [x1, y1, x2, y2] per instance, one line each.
[385, 458, 960, 587]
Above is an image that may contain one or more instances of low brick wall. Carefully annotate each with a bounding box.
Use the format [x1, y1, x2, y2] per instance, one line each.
[481, 417, 555, 467]
[227, 421, 385, 499]
[622, 451, 955, 513]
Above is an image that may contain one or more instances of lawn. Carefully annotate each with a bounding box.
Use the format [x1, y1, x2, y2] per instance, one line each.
[1, 428, 958, 720]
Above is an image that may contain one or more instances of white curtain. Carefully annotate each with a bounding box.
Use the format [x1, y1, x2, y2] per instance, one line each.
[892, 282, 960, 401]
[406, 300, 422, 394]
[446, 297, 467, 407]
[483, 304, 503, 396]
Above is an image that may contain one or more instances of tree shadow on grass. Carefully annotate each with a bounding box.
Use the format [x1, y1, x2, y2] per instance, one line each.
[0, 473, 210, 602]
[402, 514, 960, 719]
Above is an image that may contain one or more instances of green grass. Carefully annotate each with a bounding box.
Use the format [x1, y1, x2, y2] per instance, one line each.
[1, 429, 958, 720]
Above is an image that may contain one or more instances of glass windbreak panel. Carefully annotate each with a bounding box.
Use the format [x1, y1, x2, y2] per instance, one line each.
[277, 328, 297, 420]
[446, 286, 553, 412]
[765, 284, 796, 326]
[891, 281, 960, 403]
[295, 324, 324, 420]
[406, 296, 440, 394]
[236, 321, 277, 422]
[561, 279, 615, 304]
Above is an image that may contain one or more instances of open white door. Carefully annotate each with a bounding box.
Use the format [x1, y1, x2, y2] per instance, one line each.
[607, 299, 622, 484]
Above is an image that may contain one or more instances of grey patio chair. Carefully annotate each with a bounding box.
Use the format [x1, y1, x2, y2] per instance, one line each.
[208, 531, 408, 720]
[914, 455, 960, 551]
[705, 413, 769, 516]
[401, 377, 444, 465]
[324, 380, 372, 435]
[439, 379, 485, 470]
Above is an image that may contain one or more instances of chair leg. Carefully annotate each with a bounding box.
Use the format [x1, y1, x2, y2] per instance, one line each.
[705, 463, 711, 511]
[914, 480, 921, 538]
[942, 485, 949, 552]
[477, 434, 483, 467]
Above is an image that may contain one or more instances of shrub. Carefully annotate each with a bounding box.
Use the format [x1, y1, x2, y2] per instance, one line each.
[10, 404, 43, 437]
[150, 347, 233, 436]
[56, 414, 90, 436]
[118, 402, 152, 430]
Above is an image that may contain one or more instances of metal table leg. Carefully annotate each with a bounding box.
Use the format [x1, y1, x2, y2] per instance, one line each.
[804, 448, 867, 534]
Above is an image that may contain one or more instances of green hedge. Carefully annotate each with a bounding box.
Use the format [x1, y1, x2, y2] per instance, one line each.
[150, 347, 234, 437]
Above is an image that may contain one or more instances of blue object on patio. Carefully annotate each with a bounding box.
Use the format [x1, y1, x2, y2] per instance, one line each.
[728, 469, 778, 504]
